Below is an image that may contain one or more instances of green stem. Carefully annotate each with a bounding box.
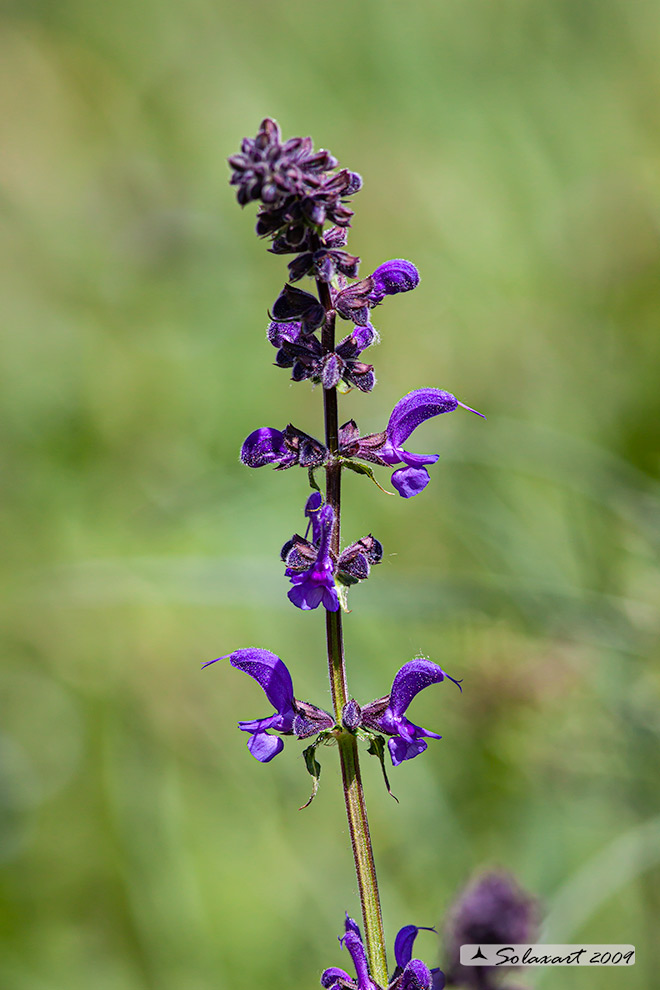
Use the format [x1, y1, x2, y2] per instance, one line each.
[315, 249, 389, 988]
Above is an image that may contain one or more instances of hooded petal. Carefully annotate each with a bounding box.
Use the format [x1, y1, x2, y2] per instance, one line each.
[229, 648, 295, 715]
[246, 731, 284, 763]
[389, 659, 454, 719]
[387, 389, 459, 449]
[394, 926, 436, 970]
[369, 259, 420, 305]
[240, 427, 286, 467]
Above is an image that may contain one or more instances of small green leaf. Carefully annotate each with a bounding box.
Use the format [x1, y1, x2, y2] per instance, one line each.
[308, 468, 321, 493]
[342, 460, 394, 495]
[367, 734, 398, 802]
[299, 743, 322, 810]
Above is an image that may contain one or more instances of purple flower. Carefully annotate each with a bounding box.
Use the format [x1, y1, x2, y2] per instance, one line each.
[321, 915, 444, 990]
[444, 873, 538, 989]
[360, 659, 461, 766]
[282, 495, 383, 610]
[268, 320, 377, 392]
[339, 388, 484, 497]
[202, 648, 333, 762]
[240, 424, 327, 470]
[333, 259, 420, 324]
[284, 497, 340, 611]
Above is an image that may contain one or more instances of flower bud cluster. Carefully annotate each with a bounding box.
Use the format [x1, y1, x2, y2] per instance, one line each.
[228, 117, 359, 250]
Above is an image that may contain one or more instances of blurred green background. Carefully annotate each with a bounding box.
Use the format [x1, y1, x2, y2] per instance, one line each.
[1, 0, 659, 987]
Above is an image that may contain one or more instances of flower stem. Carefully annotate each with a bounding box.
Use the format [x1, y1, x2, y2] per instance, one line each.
[315, 253, 389, 988]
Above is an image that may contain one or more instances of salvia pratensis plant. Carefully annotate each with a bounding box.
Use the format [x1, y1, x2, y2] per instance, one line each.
[212, 117, 496, 989]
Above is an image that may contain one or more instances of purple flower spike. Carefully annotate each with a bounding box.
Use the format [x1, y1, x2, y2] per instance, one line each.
[369, 259, 420, 305]
[203, 648, 333, 762]
[286, 502, 340, 611]
[444, 872, 538, 989]
[361, 659, 461, 766]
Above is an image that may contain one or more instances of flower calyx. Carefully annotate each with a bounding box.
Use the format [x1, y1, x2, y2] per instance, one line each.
[268, 321, 377, 392]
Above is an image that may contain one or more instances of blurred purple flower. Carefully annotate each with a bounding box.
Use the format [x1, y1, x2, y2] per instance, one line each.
[202, 648, 333, 762]
[444, 872, 538, 989]
[360, 659, 461, 766]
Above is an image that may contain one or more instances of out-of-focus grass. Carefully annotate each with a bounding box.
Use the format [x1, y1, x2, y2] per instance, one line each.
[1, 0, 659, 987]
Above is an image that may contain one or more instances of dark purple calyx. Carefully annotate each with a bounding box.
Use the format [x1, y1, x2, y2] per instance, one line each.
[271, 283, 326, 333]
[267, 321, 376, 392]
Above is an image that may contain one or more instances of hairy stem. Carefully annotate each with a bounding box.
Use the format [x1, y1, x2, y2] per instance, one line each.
[315, 249, 388, 987]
